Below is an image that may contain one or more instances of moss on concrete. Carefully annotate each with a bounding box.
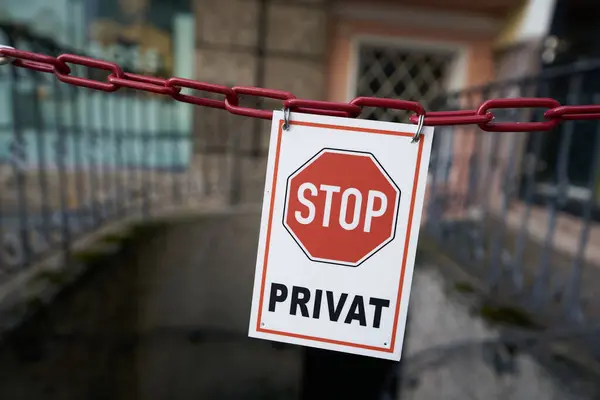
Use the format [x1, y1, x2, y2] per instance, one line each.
[71, 248, 115, 265]
[32, 270, 73, 287]
[99, 230, 134, 245]
[478, 303, 541, 330]
[24, 296, 44, 312]
[454, 281, 475, 293]
[129, 220, 169, 236]
[417, 238, 543, 332]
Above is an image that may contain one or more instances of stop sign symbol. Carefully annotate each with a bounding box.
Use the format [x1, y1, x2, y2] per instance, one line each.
[283, 148, 401, 267]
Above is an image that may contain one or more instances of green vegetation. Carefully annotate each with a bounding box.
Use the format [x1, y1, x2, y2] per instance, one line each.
[99, 230, 134, 245]
[24, 296, 44, 311]
[478, 303, 541, 330]
[33, 270, 72, 286]
[71, 248, 114, 264]
[130, 220, 169, 236]
[453, 281, 475, 293]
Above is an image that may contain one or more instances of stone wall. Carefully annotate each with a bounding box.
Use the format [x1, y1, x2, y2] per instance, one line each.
[192, 0, 329, 160]
[194, 0, 328, 94]
[185, 0, 330, 205]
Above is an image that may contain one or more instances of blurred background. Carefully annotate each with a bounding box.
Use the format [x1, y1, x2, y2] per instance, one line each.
[1, 0, 600, 399]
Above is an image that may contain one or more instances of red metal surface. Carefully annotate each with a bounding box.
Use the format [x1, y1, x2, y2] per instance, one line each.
[545, 105, 600, 120]
[3, 47, 600, 131]
[409, 110, 494, 126]
[55, 54, 124, 92]
[110, 73, 180, 96]
[0, 47, 70, 74]
[350, 97, 425, 117]
[166, 78, 237, 109]
[225, 86, 295, 119]
[284, 99, 362, 118]
[476, 98, 562, 132]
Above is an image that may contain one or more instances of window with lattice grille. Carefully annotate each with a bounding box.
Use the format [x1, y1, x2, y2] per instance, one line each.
[355, 44, 454, 122]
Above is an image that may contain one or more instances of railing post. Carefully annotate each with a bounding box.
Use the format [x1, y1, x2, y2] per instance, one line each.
[29, 43, 52, 250]
[229, 127, 243, 206]
[51, 76, 71, 264]
[7, 41, 32, 270]
[169, 102, 182, 205]
[84, 91, 101, 228]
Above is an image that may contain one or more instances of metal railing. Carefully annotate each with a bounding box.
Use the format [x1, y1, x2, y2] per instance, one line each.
[0, 23, 205, 278]
[424, 59, 600, 330]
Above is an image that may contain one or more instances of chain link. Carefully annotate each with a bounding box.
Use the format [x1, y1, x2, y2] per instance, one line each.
[3, 47, 600, 132]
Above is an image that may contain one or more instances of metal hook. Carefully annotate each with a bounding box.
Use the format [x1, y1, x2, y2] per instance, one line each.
[282, 107, 291, 131]
[0, 45, 14, 66]
[412, 113, 424, 143]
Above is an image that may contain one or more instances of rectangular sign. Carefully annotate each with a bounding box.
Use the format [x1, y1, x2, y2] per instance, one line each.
[248, 110, 434, 361]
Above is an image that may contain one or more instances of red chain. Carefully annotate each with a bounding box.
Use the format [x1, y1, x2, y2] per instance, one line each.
[2, 47, 600, 132]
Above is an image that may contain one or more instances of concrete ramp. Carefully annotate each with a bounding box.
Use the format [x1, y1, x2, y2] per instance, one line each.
[0, 209, 303, 400]
[133, 210, 303, 400]
[136, 211, 263, 335]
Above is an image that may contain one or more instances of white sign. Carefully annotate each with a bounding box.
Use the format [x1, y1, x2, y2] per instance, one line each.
[248, 110, 434, 361]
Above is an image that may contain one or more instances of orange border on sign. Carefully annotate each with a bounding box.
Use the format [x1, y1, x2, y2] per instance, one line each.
[256, 119, 425, 354]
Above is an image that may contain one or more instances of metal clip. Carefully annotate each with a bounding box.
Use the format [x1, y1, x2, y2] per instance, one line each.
[412, 113, 425, 143]
[0, 45, 14, 66]
[283, 107, 291, 131]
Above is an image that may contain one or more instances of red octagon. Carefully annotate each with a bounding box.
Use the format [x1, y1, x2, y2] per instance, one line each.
[283, 148, 400, 267]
